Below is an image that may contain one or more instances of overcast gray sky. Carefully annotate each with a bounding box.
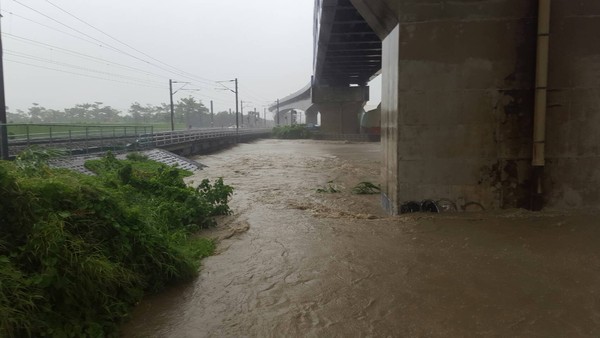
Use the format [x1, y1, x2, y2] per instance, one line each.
[1, 0, 380, 118]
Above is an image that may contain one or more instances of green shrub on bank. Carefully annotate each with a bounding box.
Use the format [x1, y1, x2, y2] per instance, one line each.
[0, 151, 231, 337]
[272, 124, 311, 139]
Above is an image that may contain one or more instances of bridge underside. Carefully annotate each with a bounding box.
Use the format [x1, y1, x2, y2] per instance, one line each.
[314, 0, 381, 87]
[271, 0, 381, 134]
[271, 85, 369, 134]
[272, 85, 369, 134]
[350, 0, 600, 213]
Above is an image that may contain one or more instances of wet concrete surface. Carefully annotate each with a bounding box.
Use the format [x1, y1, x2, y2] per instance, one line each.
[121, 139, 600, 337]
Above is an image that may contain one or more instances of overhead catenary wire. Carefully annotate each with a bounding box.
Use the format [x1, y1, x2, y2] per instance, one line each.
[12, 0, 220, 87]
[4, 1, 249, 110]
[8, 58, 240, 111]
[5, 58, 167, 89]
[5, 50, 166, 86]
[3, 33, 235, 97]
[1, 10, 111, 50]
[238, 84, 272, 102]
[12, 0, 123, 54]
[45, 0, 220, 86]
[4, 32, 179, 81]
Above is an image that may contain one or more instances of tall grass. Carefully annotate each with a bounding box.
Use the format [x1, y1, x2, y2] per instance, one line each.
[272, 124, 311, 139]
[0, 151, 231, 337]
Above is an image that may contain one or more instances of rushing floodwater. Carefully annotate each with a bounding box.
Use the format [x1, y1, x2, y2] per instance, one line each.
[122, 139, 600, 337]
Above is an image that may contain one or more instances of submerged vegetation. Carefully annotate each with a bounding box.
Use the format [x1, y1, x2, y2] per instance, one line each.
[317, 181, 342, 193]
[0, 150, 232, 337]
[272, 124, 312, 139]
[351, 182, 381, 195]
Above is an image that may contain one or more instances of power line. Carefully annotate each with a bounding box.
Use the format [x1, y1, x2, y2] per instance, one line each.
[12, 0, 122, 54]
[5, 58, 167, 89]
[5, 50, 166, 86]
[3, 33, 237, 97]
[192, 92, 231, 105]
[5, 1, 243, 109]
[3, 32, 172, 80]
[2, 10, 108, 49]
[238, 84, 271, 102]
[12, 0, 219, 86]
[45, 0, 221, 86]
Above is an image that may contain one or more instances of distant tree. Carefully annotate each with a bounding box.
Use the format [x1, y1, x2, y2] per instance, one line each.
[96, 105, 121, 123]
[129, 102, 160, 123]
[6, 107, 29, 123]
[214, 110, 236, 128]
[65, 102, 122, 123]
[155, 103, 170, 123]
[175, 96, 209, 128]
[128, 102, 144, 123]
[65, 103, 93, 122]
[27, 103, 65, 123]
[128, 102, 170, 124]
[7, 107, 28, 123]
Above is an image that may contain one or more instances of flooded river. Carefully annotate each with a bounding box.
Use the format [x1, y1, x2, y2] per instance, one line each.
[122, 139, 600, 337]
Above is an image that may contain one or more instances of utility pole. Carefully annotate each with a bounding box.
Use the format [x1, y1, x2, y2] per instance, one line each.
[210, 100, 214, 127]
[0, 15, 8, 160]
[276, 99, 280, 126]
[253, 107, 257, 128]
[240, 100, 244, 128]
[218, 78, 239, 135]
[169, 79, 175, 131]
[264, 108, 267, 127]
[169, 80, 198, 130]
[235, 78, 239, 136]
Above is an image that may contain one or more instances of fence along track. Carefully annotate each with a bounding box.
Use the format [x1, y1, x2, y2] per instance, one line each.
[3, 123, 271, 156]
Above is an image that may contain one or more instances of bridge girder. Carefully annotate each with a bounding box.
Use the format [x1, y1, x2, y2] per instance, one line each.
[270, 0, 381, 116]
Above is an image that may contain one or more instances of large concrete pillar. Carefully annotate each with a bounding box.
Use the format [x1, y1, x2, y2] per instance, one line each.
[543, 1, 600, 208]
[359, 1, 537, 214]
[350, 0, 600, 211]
[305, 105, 319, 126]
[312, 86, 368, 134]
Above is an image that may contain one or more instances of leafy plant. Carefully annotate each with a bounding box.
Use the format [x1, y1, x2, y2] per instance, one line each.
[14, 147, 66, 177]
[317, 181, 342, 193]
[351, 181, 381, 195]
[0, 152, 231, 337]
[197, 178, 234, 216]
[125, 152, 148, 161]
[272, 124, 311, 139]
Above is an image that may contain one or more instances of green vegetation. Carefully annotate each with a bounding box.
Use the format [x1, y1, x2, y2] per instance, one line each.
[14, 147, 67, 176]
[6, 99, 268, 128]
[0, 150, 232, 337]
[317, 181, 342, 193]
[5, 123, 181, 144]
[351, 182, 381, 195]
[272, 124, 311, 139]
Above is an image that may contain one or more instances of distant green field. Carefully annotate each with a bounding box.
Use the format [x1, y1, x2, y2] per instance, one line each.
[6, 123, 186, 140]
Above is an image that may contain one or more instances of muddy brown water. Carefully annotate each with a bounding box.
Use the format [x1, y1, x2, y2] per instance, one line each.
[121, 139, 600, 337]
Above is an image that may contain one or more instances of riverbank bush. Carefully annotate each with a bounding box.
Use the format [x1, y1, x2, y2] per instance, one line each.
[272, 124, 311, 139]
[0, 152, 231, 337]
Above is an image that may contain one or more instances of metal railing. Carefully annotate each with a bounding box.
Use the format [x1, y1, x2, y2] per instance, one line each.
[6, 123, 154, 146]
[3, 123, 156, 156]
[147, 128, 271, 147]
[1, 123, 272, 156]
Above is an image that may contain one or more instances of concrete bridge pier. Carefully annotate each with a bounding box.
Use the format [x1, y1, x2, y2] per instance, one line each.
[312, 86, 368, 134]
[305, 106, 319, 126]
[352, 0, 539, 214]
[352, 0, 600, 213]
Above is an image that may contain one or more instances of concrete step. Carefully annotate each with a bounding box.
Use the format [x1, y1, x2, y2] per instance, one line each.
[49, 149, 204, 175]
